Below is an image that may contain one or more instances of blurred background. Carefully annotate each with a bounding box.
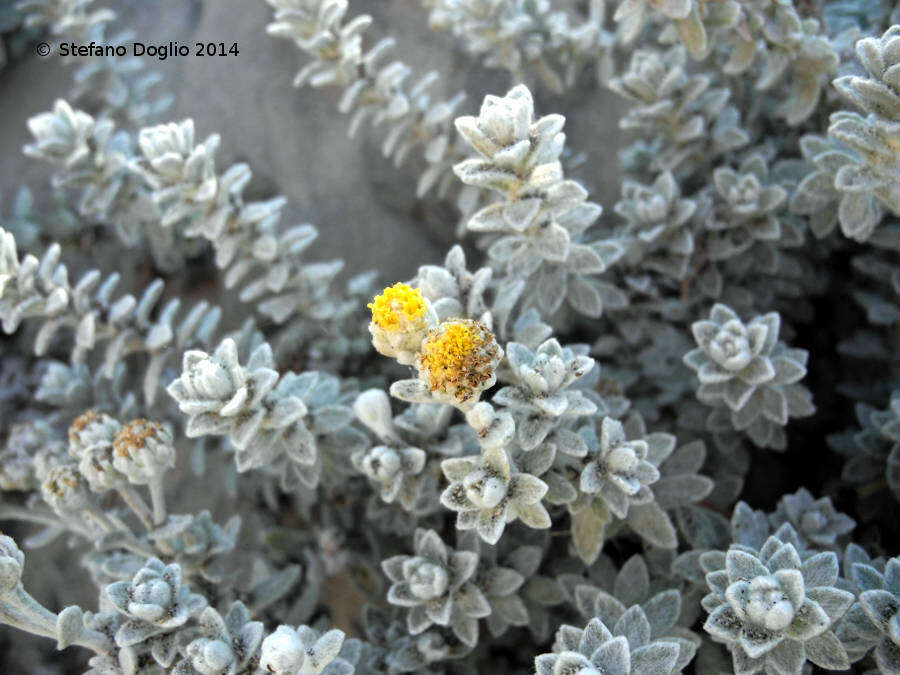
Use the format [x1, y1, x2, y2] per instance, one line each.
[0, 0, 625, 281]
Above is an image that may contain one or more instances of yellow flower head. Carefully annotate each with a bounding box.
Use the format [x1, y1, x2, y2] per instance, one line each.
[368, 283, 427, 332]
[417, 320, 501, 404]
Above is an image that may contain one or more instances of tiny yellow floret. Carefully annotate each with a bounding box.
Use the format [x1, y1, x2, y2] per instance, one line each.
[368, 283, 427, 331]
[417, 320, 500, 403]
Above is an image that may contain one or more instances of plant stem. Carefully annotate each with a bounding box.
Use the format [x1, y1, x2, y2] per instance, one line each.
[116, 486, 154, 530]
[148, 478, 167, 526]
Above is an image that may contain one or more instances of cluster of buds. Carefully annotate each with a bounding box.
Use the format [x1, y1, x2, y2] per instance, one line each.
[63, 411, 175, 527]
[369, 283, 502, 409]
[68, 410, 125, 492]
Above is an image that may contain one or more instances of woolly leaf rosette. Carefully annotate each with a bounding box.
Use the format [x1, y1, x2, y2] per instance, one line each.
[701, 538, 854, 674]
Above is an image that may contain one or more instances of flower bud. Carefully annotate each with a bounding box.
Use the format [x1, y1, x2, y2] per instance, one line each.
[68, 410, 121, 459]
[0, 451, 33, 491]
[41, 464, 89, 514]
[0, 421, 66, 491]
[112, 419, 175, 485]
[68, 411, 127, 492]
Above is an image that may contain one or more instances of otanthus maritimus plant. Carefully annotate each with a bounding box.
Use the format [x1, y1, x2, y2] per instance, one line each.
[1, 0, 900, 672]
